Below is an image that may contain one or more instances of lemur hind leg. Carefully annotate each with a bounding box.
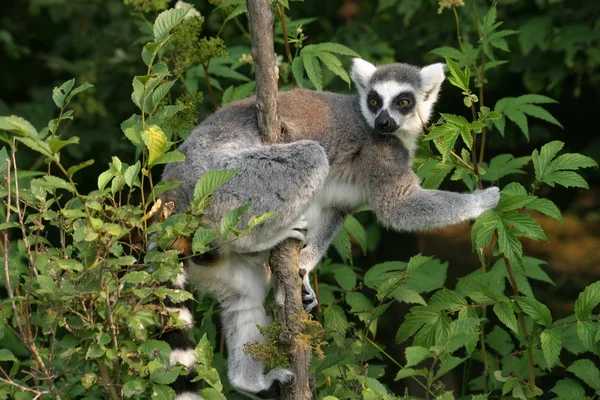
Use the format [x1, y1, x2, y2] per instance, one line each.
[187, 253, 292, 400]
[205, 140, 329, 253]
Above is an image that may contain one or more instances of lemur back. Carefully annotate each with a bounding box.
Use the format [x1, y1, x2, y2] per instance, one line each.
[157, 59, 500, 400]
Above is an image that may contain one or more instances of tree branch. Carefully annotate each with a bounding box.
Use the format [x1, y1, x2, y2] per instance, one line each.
[246, 1, 311, 398]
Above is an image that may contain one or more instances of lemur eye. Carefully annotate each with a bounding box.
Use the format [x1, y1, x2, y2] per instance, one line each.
[398, 99, 411, 107]
[368, 99, 378, 106]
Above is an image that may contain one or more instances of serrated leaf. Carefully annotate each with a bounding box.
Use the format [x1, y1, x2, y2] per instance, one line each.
[332, 228, 352, 264]
[154, 7, 192, 40]
[500, 211, 547, 241]
[312, 42, 359, 57]
[576, 320, 597, 352]
[302, 52, 323, 90]
[550, 153, 597, 171]
[122, 378, 147, 397]
[191, 169, 238, 212]
[394, 368, 420, 380]
[343, 214, 366, 254]
[434, 357, 466, 380]
[153, 180, 183, 197]
[220, 203, 251, 239]
[525, 198, 562, 222]
[329, 267, 355, 293]
[152, 150, 186, 166]
[0, 349, 17, 363]
[519, 103, 563, 128]
[428, 289, 467, 311]
[405, 346, 431, 367]
[124, 161, 141, 188]
[316, 51, 351, 85]
[496, 220, 523, 268]
[291, 56, 304, 88]
[567, 359, 600, 390]
[142, 125, 169, 167]
[515, 296, 552, 327]
[151, 80, 177, 110]
[421, 160, 454, 189]
[574, 281, 600, 320]
[493, 302, 519, 333]
[541, 328, 561, 367]
[483, 154, 531, 182]
[551, 378, 586, 399]
[65, 82, 94, 105]
[0, 115, 38, 138]
[471, 209, 500, 250]
[346, 292, 373, 313]
[224, 3, 247, 23]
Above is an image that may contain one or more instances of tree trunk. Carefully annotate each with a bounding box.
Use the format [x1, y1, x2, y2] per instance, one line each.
[246, 1, 312, 399]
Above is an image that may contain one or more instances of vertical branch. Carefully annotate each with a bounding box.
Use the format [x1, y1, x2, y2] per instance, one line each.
[247, 0, 281, 142]
[246, 1, 311, 399]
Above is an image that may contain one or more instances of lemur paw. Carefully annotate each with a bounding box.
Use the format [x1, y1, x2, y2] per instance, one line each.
[286, 215, 308, 242]
[474, 187, 500, 213]
[255, 368, 294, 399]
[301, 273, 318, 312]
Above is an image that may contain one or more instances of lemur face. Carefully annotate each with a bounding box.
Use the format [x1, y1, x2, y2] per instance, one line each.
[351, 58, 445, 138]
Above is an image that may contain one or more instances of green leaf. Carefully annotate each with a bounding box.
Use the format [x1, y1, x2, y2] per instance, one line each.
[541, 328, 561, 367]
[224, 3, 247, 23]
[551, 378, 587, 399]
[396, 306, 442, 344]
[312, 42, 359, 57]
[574, 281, 600, 319]
[515, 296, 552, 327]
[346, 292, 373, 313]
[500, 212, 547, 241]
[151, 80, 177, 109]
[67, 159, 95, 177]
[404, 346, 431, 367]
[316, 51, 351, 85]
[576, 320, 597, 352]
[421, 160, 454, 189]
[220, 203, 251, 239]
[291, 56, 304, 87]
[343, 215, 367, 254]
[142, 125, 169, 167]
[332, 228, 352, 264]
[64, 82, 94, 105]
[0, 115, 38, 138]
[333, 266, 356, 291]
[33, 175, 74, 192]
[191, 169, 238, 212]
[493, 302, 519, 334]
[428, 289, 467, 311]
[0, 349, 17, 363]
[496, 219, 523, 268]
[85, 344, 105, 359]
[550, 153, 597, 171]
[434, 357, 466, 380]
[567, 359, 600, 390]
[302, 52, 323, 90]
[121, 271, 151, 284]
[152, 151, 186, 166]
[525, 198, 562, 222]
[153, 180, 183, 197]
[483, 154, 531, 182]
[122, 378, 148, 397]
[461, 277, 504, 303]
[154, 7, 192, 40]
[394, 368, 420, 381]
[124, 161, 141, 188]
[471, 210, 500, 250]
[52, 79, 75, 108]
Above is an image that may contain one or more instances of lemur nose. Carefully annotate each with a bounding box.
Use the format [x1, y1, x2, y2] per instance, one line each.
[375, 110, 397, 133]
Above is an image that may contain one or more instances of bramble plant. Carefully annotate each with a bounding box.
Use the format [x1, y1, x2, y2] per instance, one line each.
[1, 1, 599, 400]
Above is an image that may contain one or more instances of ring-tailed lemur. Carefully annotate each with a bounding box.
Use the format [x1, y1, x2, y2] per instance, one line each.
[157, 58, 500, 399]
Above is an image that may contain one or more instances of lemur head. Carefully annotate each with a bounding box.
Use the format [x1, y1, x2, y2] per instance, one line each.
[351, 58, 445, 137]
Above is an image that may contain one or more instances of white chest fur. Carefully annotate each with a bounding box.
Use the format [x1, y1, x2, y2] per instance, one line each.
[305, 177, 366, 231]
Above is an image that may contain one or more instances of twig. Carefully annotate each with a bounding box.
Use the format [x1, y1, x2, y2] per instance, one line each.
[202, 63, 218, 110]
[278, 5, 296, 88]
[504, 257, 536, 392]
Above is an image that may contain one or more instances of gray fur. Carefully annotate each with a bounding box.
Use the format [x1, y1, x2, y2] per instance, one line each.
[159, 58, 499, 399]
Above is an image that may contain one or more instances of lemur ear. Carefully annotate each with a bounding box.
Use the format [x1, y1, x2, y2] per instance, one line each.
[351, 58, 376, 92]
[420, 63, 446, 95]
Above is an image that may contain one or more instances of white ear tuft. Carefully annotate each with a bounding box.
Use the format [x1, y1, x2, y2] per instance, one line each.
[351, 58, 377, 92]
[420, 63, 446, 93]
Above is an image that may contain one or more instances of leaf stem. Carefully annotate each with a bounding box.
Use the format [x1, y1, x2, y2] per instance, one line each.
[504, 257, 536, 392]
[278, 5, 296, 88]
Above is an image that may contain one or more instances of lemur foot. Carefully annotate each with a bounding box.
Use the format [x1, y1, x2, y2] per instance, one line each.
[301, 273, 318, 312]
[474, 187, 500, 213]
[286, 215, 308, 242]
[254, 368, 294, 400]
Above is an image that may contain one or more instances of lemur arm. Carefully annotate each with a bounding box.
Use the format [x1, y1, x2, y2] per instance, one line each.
[358, 137, 499, 231]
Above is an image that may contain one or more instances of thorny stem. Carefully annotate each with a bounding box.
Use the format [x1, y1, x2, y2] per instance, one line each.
[504, 257, 536, 392]
[472, 0, 488, 163]
[278, 5, 296, 88]
[97, 362, 120, 400]
[479, 251, 490, 394]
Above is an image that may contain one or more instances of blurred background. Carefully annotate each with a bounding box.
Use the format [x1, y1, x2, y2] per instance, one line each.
[1, 0, 599, 393]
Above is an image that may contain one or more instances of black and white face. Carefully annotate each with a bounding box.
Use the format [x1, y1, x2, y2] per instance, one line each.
[351, 58, 446, 138]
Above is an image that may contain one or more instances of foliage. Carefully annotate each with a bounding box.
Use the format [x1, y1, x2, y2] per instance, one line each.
[1, 0, 599, 399]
